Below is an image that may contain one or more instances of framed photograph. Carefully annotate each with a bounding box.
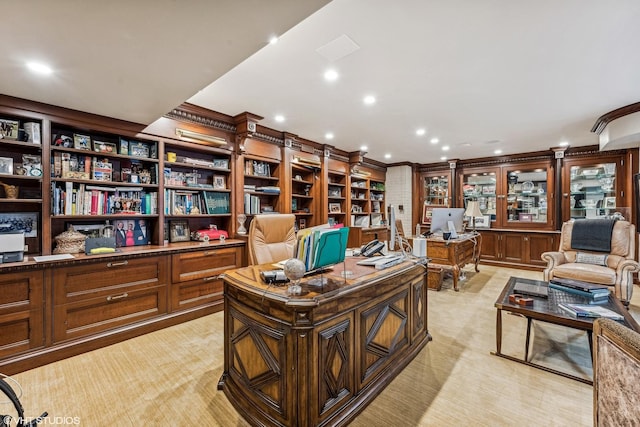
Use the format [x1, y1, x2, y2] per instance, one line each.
[0, 119, 19, 140]
[169, 220, 190, 242]
[73, 134, 91, 150]
[482, 185, 495, 195]
[0, 212, 38, 237]
[328, 187, 341, 197]
[422, 204, 438, 225]
[213, 175, 226, 189]
[604, 196, 616, 209]
[130, 141, 150, 158]
[119, 138, 129, 155]
[0, 157, 14, 175]
[474, 215, 491, 229]
[93, 140, 117, 154]
[329, 203, 341, 213]
[212, 158, 229, 169]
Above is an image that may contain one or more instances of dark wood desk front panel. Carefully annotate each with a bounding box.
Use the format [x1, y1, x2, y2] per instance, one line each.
[220, 258, 429, 427]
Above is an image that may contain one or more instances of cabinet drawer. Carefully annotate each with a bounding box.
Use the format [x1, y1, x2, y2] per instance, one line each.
[171, 247, 241, 283]
[53, 285, 167, 342]
[170, 247, 241, 311]
[53, 256, 169, 304]
[0, 271, 44, 357]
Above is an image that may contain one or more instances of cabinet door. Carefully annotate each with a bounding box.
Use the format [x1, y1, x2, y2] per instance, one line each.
[527, 233, 558, 266]
[501, 162, 554, 229]
[0, 270, 44, 358]
[477, 231, 500, 262]
[460, 166, 501, 227]
[502, 233, 526, 264]
[563, 155, 624, 223]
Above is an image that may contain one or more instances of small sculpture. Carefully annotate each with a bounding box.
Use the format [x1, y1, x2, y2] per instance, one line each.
[0, 182, 19, 199]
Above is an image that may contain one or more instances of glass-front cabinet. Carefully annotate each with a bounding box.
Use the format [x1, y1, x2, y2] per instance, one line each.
[459, 161, 554, 229]
[420, 170, 450, 231]
[562, 155, 627, 222]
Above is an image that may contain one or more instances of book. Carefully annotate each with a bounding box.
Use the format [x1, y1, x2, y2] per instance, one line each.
[549, 277, 610, 293]
[558, 303, 624, 320]
[549, 283, 610, 299]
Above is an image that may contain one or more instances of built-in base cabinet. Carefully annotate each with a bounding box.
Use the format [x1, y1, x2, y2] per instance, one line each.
[478, 230, 558, 268]
[0, 270, 44, 359]
[0, 243, 243, 374]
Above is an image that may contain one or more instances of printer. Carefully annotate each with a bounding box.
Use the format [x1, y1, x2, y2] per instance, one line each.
[0, 230, 25, 263]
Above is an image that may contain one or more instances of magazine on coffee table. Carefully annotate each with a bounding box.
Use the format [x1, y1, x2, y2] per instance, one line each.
[558, 303, 623, 320]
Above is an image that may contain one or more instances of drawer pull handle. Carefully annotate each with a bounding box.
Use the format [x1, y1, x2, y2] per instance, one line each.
[107, 293, 129, 302]
[203, 275, 219, 282]
[107, 261, 129, 268]
[203, 251, 216, 256]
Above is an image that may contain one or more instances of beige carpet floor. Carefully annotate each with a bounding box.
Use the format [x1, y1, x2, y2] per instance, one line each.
[4, 265, 639, 426]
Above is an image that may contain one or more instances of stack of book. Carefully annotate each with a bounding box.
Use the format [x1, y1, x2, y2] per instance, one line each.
[558, 303, 623, 320]
[549, 277, 610, 300]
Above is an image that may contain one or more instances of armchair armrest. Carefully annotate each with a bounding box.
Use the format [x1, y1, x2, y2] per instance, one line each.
[615, 259, 640, 304]
[541, 251, 567, 282]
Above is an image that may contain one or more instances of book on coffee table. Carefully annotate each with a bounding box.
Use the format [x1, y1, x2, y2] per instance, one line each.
[550, 277, 609, 293]
[558, 303, 623, 320]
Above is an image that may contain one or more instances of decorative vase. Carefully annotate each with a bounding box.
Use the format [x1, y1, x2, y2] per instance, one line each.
[237, 213, 247, 235]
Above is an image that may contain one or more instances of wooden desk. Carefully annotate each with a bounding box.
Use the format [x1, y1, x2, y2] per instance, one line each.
[219, 258, 430, 427]
[426, 233, 482, 291]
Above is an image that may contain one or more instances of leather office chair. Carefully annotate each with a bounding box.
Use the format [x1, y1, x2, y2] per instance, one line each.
[247, 214, 296, 265]
[593, 318, 640, 426]
[541, 220, 640, 305]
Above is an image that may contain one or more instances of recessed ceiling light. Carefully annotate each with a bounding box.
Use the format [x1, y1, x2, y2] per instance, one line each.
[416, 128, 426, 136]
[430, 138, 439, 144]
[440, 156, 447, 161]
[363, 95, 376, 105]
[494, 149, 503, 154]
[324, 69, 339, 82]
[274, 115, 285, 123]
[26, 61, 52, 75]
[360, 145, 368, 151]
[325, 132, 334, 140]
[442, 145, 450, 151]
[269, 36, 279, 45]
[559, 141, 569, 147]
[384, 154, 391, 159]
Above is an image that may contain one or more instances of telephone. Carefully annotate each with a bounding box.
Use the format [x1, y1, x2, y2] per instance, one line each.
[361, 239, 385, 257]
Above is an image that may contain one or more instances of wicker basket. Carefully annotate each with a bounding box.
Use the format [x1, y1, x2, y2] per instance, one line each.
[53, 226, 86, 254]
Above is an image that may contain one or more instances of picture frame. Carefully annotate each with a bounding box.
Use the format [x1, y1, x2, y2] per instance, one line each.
[73, 133, 91, 150]
[169, 220, 190, 242]
[130, 141, 150, 158]
[329, 203, 341, 213]
[604, 196, 616, 209]
[0, 212, 38, 237]
[422, 204, 438, 225]
[213, 175, 226, 189]
[0, 119, 19, 140]
[0, 157, 14, 175]
[212, 158, 229, 169]
[474, 215, 491, 229]
[93, 140, 117, 154]
[119, 138, 129, 155]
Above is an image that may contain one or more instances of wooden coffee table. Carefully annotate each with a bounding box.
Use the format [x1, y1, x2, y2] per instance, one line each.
[492, 276, 640, 384]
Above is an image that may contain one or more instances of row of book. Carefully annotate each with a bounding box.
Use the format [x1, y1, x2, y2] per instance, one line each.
[549, 277, 610, 300]
[51, 183, 157, 216]
[164, 189, 230, 215]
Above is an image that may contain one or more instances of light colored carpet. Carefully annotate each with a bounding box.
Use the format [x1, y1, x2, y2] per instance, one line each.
[4, 265, 638, 426]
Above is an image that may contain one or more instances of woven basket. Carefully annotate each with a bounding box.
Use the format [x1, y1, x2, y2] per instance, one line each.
[53, 226, 86, 254]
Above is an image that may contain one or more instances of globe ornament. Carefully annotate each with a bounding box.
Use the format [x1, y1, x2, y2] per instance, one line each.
[283, 258, 306, 295]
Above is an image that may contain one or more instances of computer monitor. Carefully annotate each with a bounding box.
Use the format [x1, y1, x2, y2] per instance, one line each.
[429, 208, 465, 235]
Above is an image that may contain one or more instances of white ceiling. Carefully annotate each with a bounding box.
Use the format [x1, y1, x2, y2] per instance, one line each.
[2, 1, 640, 164]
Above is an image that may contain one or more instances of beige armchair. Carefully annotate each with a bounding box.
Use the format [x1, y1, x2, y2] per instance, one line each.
[542, 220, 639, 305]
[247, 214, 296, 265]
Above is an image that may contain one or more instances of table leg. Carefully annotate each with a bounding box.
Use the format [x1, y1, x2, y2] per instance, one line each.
[495, 309, 503, 355]
[452, 265, 460, 291]
[524, 317, 532, 362]
[588, 330, 593, 362]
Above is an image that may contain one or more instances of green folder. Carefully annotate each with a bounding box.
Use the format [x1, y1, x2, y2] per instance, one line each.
[311, 227, 349, 270]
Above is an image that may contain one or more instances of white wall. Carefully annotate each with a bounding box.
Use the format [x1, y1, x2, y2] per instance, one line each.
[385, 165, 414, 236]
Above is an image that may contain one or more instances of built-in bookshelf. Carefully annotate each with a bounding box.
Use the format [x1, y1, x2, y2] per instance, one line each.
[243, 157, 281, 215]
[291, 163, 315, 230]
[328, 171, 347, 226]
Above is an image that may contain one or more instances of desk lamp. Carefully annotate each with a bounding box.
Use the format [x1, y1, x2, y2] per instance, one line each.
[465, 201, 483, 233]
